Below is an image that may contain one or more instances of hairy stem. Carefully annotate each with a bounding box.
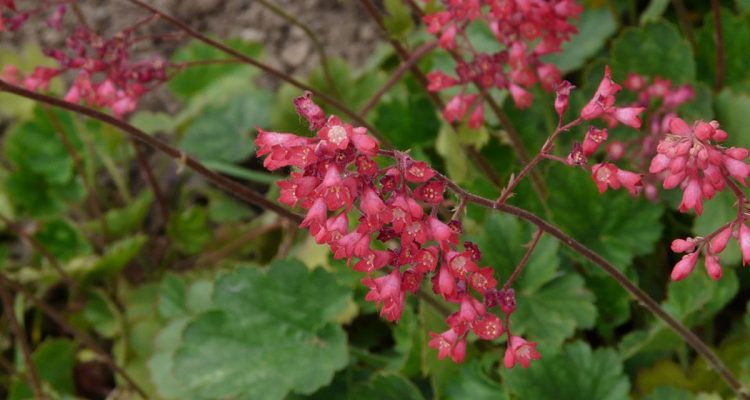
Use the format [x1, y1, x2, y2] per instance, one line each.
[359, 0, 505, 190]
[438, 175, 748, 399]
[122, 0, 392, 147]
[1, 80, 746, 398]
[498, 118, 581, 203]
[401, 0, 546, 199]
[502, 228, 543, 290]
[0, 80, 302, 223]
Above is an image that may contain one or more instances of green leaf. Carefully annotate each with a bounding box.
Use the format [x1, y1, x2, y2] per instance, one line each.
[34, 218, 91, 262]
[611, 21, 695, 83]
[169, 39, 262, 100]
[375, 91, 440, 149]
[504, 341, 629, 400]
[83, 289, 119, 338]
[465, 21, 502, 53]
[387, 306, 422, 375]
[739, 0, 750, 14]
[715, 88, 750, 148]
[179, 90, 271, 164]
[148, 277, 215, 399]
[4, 169, 84, 217]
[643, 386, 694, 400]
[544, 7, 618, 73]
[32, 339, 77, 395]
[382, 0, 414, 39]
[436, 123, 474, 184]
[83, 191, 154, 239]
[88, 234, 148, 279]
[620, 269, 739, 359]
[664, 268, 739, 325]
[167, 207, 211, 255]
[129, 111, 175, 134]
[696, 8, 750, 87]
[158, 274, 188, 320]
[5, 107, 80, 184]
[443, 358, 507, 400]
[308, 58, 387, 113]
[170, 260, 351, 399]
[350, 373, 425, 400]
[2, 107, 85, 217]
[471, 214, 596, 354]
[548, 167, 664, 271]
[693, 190, 741, 265]
[640, 0, 670, 24]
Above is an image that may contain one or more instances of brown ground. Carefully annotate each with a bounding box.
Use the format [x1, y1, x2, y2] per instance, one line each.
[12, 0, 381, 79]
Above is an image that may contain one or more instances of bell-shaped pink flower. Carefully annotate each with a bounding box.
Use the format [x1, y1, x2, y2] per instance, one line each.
[670, 251, 699, 281]
[504, 335, 541, 369]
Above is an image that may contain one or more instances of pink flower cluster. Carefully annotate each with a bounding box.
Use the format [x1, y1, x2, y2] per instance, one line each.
[651, 118, 750, 281]
[2, 13, 167, 118]
[256, 91, 539, 368]
[424, 0, 582, 127]
[0, 0, 27, 32]
[598, 73, 696, 200]
[557, 67, 646, 196]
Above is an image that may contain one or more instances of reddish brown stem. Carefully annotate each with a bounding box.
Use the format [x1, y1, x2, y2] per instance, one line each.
[130, 138, 170, 224]
[400, 0, 544, 198]
[2, 79, 746, 399]
[436, 175, 748, 399]
[0, 214, 76, 289]
[42, 106, 109, 244]
[0, 281, 46, 399]
[122, 0, 392, 147]
[0, 80, 304, 224]
[498, 118, 582, 203]
[358, 0, 505, 190]
[502, 228, 543, 290]
[359, 41, 438, 116]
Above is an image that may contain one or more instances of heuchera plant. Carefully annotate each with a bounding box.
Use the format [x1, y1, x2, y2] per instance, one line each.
[254, 61, 667, 366]
[423, 0, 582, 127]
[2, 0, 750, 396]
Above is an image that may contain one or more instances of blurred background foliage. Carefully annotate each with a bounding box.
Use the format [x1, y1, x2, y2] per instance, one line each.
[2, 0, 750, 399]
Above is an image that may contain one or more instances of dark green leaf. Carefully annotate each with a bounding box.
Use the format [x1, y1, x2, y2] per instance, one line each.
[544, 7, 618, 73]
[504, 341, 629, 400]
[375, 92, 440, 149]
[32, 339, 77, 395]
[167, 207, 211, 255]
[171, 260, 351, 399]
[179, 90, 271, 164]
[350, 373, 425, 400]
[548, 167, 664, 271]
[34, 218, 91, 262]
[696, 8, 750, 87]
[169, 40, 262, 100]
[472, 214, 596, 354]
[611, 21, 695, 83]
[383, 0, 414, 39]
